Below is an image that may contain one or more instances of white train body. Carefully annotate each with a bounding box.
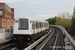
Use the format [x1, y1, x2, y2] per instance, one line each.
[13, 17, 49, 35]
[13, 17, 49, 45]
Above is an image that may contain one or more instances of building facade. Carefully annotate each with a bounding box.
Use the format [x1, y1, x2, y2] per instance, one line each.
[0, 3, 14, 29]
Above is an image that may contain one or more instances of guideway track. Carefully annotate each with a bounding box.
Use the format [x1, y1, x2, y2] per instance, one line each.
[0, 39, 16, 50]
[24, 28, 53, 50]
[0, 43, 16, 50]
[35, 28, 58, 50]
[40, 28, 64, 50]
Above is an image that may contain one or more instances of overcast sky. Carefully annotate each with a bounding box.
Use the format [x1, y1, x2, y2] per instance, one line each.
[0, 0, 75, 20]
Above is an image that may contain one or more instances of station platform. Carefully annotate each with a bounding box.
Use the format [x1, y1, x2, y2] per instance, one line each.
[0, 39, 12, 44]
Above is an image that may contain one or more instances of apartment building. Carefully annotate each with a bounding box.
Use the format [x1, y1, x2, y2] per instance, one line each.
[0, 3, 14, 29]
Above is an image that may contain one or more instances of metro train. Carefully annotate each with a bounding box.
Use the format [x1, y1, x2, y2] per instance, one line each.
[13, 17, 49, 45]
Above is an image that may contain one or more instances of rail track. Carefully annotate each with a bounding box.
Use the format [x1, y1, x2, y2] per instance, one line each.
[33, 28, 58, 50]
[24, 28, 55, 50]
[0, 43, 16, 50]
[0, 39, 16, 50]
[0, 28, 53, 50]
[11, 47, 17, 50]
[0, 27, 65, 50]
[24, 28, 64, 50]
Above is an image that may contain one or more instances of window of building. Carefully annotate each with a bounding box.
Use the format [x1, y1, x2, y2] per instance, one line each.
[0, 10, 3, 15]
[3, 21, 4, 25]
[11, 21, 12, 25]
[4, 22, 6, 24]
[0, 16, 3, 18]
[4, 26, 5, 29]
[8, 21, 9, 24]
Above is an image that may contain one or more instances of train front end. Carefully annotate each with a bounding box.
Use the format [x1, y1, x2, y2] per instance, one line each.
[13, 17, 33, 48]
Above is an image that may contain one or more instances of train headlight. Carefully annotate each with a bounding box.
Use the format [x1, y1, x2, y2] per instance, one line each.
[28, 38, 30, 40]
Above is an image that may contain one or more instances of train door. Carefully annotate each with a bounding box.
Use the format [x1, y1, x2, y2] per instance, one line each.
[36, 22, 39, 33]
[38, 22, 40, 32]
[40, 22, 42, 31]
[41, 22, 42, 31]
[32, 21, 36, 40]
[37, 22, 39, 32]
[32, 21, 35, 34]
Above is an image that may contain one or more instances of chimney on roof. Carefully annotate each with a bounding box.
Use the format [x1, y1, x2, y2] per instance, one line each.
[11, 8, 14, 19]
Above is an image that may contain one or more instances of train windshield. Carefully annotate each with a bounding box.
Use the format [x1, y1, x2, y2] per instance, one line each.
[18, 19, 28, 30]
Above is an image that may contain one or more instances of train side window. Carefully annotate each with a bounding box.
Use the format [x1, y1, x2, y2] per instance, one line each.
[38, 22, 39, 28]
[40, 22, 41, 28]
[39, 22, 40, 28]
[45, 23, 46, 27]
[34, 22, 36, 29]
[41, 22, 43, 27]
[43, 23, 44, 27]
[41, 23, 42, 27]
[43, 23, 45, 27]
[41, 22, 42, 27]
[32, 21, 36, 29]
[32, 21, 34, 29]
[42, 23, 43, 27]
[30, 20, 31, 23]
[44, 23, 45, 27]
[46, 23, 47, 27]
[47, 23, 48, 26]
[35, 22, 36, 29]
[47, 23, 48, 27]
[15, 20, 18, 23]
[36, 22, 38, 28]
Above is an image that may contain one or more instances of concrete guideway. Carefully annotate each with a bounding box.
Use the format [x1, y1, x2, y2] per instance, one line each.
[1, 25, 74, 50]
[38, 29, 58, 50]
[38, 28, 55, 50]
[50, 25, 75, 50]
[24, 28, 53, 50]
[38, 28, 64, 50]
[0, 39, 12, 44]
[24, 27, 65, 50]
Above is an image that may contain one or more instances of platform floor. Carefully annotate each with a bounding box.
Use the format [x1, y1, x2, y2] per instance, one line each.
[0, 39, 12, 44]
